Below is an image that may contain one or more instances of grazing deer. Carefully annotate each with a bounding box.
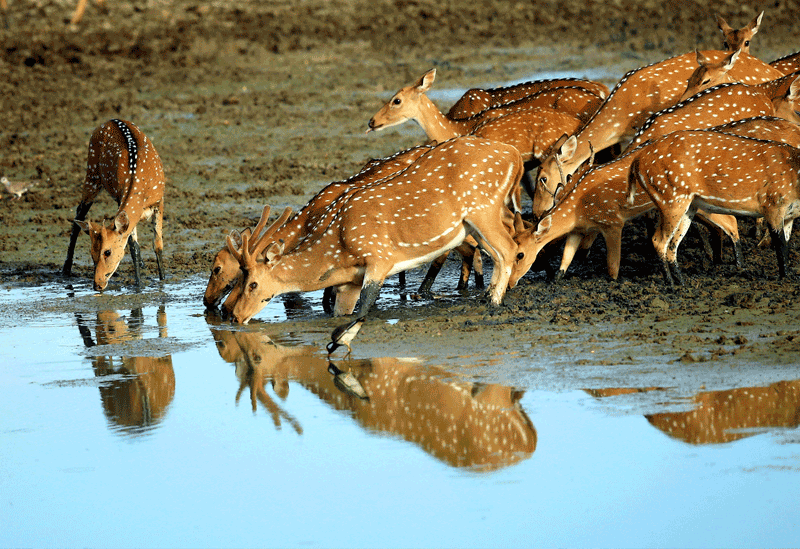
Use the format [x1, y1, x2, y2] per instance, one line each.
[716, 11, 763, 54]
[446, 76, 608, 120]
[530, 50, 784, 216]
[770, 50, 800, 76]
[367, 68, 602, 142]
[513, 117, 800, 285]
[509, 145, 741, 286]
[63, 119, 166, 291]
[627, 130, 800, 285]
[226, 136, 523, 350]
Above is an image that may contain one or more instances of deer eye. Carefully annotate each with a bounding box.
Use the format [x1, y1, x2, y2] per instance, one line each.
[744, 40, 750, 46]
[539, 176, 547, 185]
[213, 266, 221, 275]
[702, 78, 711, 85]
[566, 174, 572, 183]
[103, 250, 112, 258]
[392, 97, 402, 105]
[249, 282, 258, 291]
[516, 252, 525, 261]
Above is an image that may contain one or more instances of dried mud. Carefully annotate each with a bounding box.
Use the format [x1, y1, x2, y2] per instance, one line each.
[1, 0, 799, 374]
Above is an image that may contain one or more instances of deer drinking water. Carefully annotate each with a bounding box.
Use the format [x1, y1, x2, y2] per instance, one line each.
[226, 136, 523, 353]
[62, 119, 166, 291]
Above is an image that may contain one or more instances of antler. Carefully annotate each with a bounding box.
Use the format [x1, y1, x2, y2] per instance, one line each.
[250, 206, 293, 259]
[250, 205, 272, 243]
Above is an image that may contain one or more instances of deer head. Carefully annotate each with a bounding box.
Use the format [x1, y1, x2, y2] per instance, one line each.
[73, 212, 132, 291]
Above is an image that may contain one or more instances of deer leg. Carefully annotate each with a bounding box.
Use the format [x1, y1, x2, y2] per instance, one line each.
[417, 251, 449, 296]
[322, 286, 335, 314]
[62, 201, 93, 277]
[770, 226, 790, 278]
[152, 204, 165, 280]
[603, 226, 623, 280]
[128, 229, 142, 288]
[472, 248, 484, 289]
[468, 219, 516, 305]
[398, 271, 406, 288]
[555, 233, 584, 281]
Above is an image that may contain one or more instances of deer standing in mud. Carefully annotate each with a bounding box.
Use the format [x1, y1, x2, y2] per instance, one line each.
[510, 117, 800, 285]
[530, 49, 784, 217]
[210, 145, 486, 317]
[627, 130, 800, 285]
[63, 119, 166, 291]
[226, 136, 523, 353]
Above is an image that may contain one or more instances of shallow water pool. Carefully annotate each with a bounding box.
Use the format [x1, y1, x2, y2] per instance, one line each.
[1, 276, 798, 548]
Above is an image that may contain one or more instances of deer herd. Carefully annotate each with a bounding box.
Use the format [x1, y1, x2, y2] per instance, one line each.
[60, 12, 800, 352]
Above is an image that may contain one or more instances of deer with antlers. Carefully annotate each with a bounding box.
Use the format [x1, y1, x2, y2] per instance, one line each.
[62, 119, 165, 291]
[510, 117, 800, 285]
[225, 136, 523, 354]
[530, 50, 784, 217]
[210, 145, 487, 316]
[626, 130, 800, 285]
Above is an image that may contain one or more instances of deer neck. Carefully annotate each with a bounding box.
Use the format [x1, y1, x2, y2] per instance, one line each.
[415, 94, 463, 142]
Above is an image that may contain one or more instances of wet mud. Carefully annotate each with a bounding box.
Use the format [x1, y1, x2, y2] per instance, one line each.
[1, 0, 799, 374]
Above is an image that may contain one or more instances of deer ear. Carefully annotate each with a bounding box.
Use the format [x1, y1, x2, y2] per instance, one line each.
[264, 241, 285, 263]
[418, 69, 436, 92]
[537, 214, 553, 233]
[715, 14, 731, 34]
[73, 219, 92, 235]
[750, 11, 763, 33]
[229, 229, 243, 250]
[559, 135, 578, 161]
[725, 48, 741, 69]
[513, 211, 527, 234]
[788, 76, 800, 100]
[114, 211, 130, 233]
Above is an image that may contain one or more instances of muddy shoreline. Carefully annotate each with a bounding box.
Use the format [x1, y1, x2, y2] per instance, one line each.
[1, 0, 799, 374]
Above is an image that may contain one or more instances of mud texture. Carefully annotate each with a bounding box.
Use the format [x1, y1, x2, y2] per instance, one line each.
[1, 0, 800, 368]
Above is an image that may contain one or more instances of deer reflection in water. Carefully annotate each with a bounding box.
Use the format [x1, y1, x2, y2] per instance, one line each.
[75, 306, 174, 437]
[589, 381, 800, 444]
[207, 314, 536, 471]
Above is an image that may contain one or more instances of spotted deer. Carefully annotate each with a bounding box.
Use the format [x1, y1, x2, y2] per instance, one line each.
[226, 136, 523, 345]
[509, 146, 741, 286]
[63, 119, 165, 291]
[446, 76, 608, 120]
[530, 50, 784, 216]
[770, 51, 800, 76]
[679, 49, 742, 101]
[203, 205, 292, 310]
[716, 11, 763, 54]
[627, 82, 776, 150]
[627, 130, 800, 285]
[367, 68, 602, 142]
[513, 116, 800, 284]
[215, 145, 487, 316]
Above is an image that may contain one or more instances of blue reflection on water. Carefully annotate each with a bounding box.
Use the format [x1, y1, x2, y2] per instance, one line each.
[0, 278, 798, 548]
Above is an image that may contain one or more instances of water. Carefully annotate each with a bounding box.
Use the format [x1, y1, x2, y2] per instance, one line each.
[1, 276, 799, 548]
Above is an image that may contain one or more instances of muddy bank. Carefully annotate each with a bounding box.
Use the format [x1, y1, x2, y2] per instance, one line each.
[1, 0, 799, 370]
